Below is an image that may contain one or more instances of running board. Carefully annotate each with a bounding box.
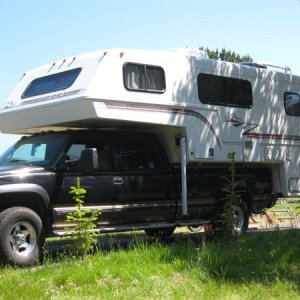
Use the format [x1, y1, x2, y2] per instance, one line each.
[175, 219, 211, 226]
[52, 219, 212, 236]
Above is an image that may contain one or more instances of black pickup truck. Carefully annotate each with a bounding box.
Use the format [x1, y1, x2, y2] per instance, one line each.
[0, 130, 274, 266]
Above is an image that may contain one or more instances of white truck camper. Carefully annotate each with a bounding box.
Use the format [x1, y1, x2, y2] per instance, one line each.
[1, 47, 300, 199]
[2, 47, 300, 266]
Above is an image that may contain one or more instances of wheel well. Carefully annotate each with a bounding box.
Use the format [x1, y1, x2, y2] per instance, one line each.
[0, 192, 47, 223]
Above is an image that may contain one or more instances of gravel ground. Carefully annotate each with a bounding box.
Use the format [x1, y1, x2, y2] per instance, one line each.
[248, 213, 300, 231]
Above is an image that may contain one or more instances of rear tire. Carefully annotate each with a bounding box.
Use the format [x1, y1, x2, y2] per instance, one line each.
[0, 207, 45, 267]
[232, 202, 249, 235]
[215, 200, 249, 236]
[145, 226, 176, 238]
[188, 225, 203, 232]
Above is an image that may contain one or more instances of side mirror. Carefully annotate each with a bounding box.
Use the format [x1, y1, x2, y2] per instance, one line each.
[78, 148, 99, 170]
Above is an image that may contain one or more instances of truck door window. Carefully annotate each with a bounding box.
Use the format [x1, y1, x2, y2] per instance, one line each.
[115, 143, 160, 170]
[66, 138, 114, 170]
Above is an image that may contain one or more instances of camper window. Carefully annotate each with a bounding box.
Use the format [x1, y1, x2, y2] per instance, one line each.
[123, 63, 165, 93]
[284, 92, 300, 116]
[22, 68, 82, 98]
[197, 73, 252, 108]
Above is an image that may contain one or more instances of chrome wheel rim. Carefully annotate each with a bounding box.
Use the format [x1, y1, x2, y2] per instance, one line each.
[9, 221, 37, 257]
[232, 205, 244, 234]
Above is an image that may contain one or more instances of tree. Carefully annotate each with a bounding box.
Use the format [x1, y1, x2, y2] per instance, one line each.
[199, 47, 253, 63]
[65, 177, 100, 257]
[220, 152, 246, 237]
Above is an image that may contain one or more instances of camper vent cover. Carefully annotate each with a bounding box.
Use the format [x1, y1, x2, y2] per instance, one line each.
[239, 62, 267, 70]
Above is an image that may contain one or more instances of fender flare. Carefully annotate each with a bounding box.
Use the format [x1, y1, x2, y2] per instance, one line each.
[0, 183, 50, 208]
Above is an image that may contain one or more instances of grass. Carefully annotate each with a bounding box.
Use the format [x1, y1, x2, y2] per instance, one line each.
[0, 230, 299, 299]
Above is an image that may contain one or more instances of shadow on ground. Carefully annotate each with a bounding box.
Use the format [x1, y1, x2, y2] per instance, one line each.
[45, 228, 300, 288]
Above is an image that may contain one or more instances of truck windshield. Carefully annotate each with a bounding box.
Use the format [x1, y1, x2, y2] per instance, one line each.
[0, 134, 67, 167]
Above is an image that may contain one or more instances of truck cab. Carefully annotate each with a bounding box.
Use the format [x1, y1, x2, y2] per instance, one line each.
[0, 129, 274, 266]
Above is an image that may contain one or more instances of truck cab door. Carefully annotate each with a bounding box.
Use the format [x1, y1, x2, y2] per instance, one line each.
[52, 134, 126, 231]
[112, 139, 177, 224]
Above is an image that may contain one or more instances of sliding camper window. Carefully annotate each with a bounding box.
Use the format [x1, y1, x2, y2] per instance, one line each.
[197, 73, 253, 108]
[123, 63, 165, 93]
[284, 92, 300, 116]
[22, 68, 82, 98]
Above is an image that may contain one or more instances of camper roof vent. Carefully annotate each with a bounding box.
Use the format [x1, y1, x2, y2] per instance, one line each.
[239, 62, 292, 74]
[263, 63, 292, 74]
[239, 62, 267, 69]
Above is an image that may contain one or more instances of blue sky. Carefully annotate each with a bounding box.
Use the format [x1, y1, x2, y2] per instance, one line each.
[0, 0, 300, 153]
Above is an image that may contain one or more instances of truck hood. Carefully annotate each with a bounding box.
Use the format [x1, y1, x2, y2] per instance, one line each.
[0, 165, 46, 181]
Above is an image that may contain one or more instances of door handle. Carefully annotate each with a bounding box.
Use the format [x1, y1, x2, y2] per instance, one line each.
[113, 176, 124, 185]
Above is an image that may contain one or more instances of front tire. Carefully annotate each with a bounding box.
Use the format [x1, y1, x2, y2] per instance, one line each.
[0, 207, 45, 267]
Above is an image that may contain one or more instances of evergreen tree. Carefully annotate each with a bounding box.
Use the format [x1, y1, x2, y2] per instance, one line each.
[200, 47, 253, 62]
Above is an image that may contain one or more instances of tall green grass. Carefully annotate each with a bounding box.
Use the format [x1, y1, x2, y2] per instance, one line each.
[0, 230, 299, 299]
